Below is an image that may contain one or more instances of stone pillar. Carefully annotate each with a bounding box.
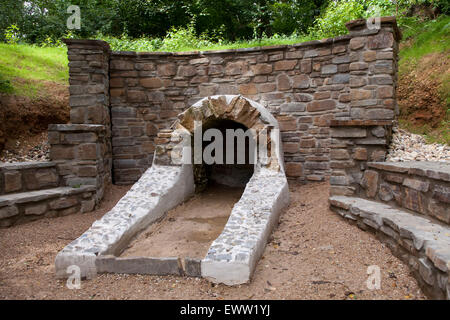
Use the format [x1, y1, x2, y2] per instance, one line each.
[329, 17, 400, 196]
[48, 39, 112, 203]
[48, 124, 110, 203]
[63, 39, 111, 126]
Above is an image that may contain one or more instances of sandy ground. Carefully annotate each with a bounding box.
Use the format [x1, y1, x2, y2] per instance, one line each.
[0, 182, 426, 300]
[122, 184, 243, 259]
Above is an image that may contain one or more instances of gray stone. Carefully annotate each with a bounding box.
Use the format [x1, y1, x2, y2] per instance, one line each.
[322, 64, 338, 75]
[184, 257, 202, 277]
[403, 178, 430, 192]
[0, 205, 19, 219]
[25, 203, 47, 215]
[280, 103, 306, 113]
[96, 256, 183, 275]
[418, 258, 435, 286]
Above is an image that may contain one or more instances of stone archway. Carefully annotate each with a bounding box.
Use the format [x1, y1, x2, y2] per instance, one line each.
[153, 95, 285, 174]
[55, 95, 290, 285]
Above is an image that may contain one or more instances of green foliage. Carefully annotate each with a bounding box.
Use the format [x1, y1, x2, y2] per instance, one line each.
[160, 24, 215, 51]
[0, 73, 13, 94]
[309, 0, 398, 39]
[399, 15, 450, 64]
[4, 25, 20, 44]
[270, 0, 321, 35]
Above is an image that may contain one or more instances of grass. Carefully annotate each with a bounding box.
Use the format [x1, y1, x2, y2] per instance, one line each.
[0, 43, 68, 97]
[399, 15, 450, 64]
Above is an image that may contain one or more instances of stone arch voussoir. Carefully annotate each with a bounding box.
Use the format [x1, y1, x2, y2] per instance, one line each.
[153, 95, 284, 172]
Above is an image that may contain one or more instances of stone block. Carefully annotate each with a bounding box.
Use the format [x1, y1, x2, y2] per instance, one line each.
[352, 147, 368, 160]
[433, 185, 450, 204]
[292, 74, 310, 89]
[349, 37, 366, 50]
[77, 143, 98, 160]
[157, 63, 177, 76]
[4, 171, 22, 193]
[95, 256, 183, 275]
[81, 199, 96, 213]
[330, 128, 366, 138]
[277, 74, 291, 91]
[307, 100, 336, 112]
[361, 170, 379, 198]
[0, 205, 19, 219]
[50, 197, 79, 210]
[274, 60, 297, 71]
[321, 64, 337, 74]
[25, 203, 47, 215]
[285, 163, 303, 177]
[184, 258, 202, 277]
[331, 149, 350, 160]
[252, 64, 272, 75]
[403, 188, 426, 214]
[140, 78, 163, 88]
[403, 178, 430, 192]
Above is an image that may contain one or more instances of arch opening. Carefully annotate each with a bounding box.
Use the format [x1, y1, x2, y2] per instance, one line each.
[193, 118, 255, 191]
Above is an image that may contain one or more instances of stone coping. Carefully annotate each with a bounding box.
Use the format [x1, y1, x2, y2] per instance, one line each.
[345, 16, 401, 40]
[48, 124, 106, 132]
[0, 186, 96, 207]
[330, 120, 394, 127]
[368, 161, 450, 182]
[0, 161, 55, 170]
[62, 39, 111, 52]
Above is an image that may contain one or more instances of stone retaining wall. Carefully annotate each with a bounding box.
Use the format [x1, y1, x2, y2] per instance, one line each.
[0, 185, 96, 227]
[62, 16, 401, 186]
[48, 124, 111, 202]
[330, 195, 450, 299]
[361, 162, 450, 225]
[328, 119, 394, 197]
[0, 162, 60, 195]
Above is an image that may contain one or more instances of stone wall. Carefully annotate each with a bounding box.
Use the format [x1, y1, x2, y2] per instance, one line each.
[361, 162, 450, 224]
[0, 162, 60, 195]
[328, 119, 394, 196]
[60, 17, 400, 187]
[330, 161, 450, 299]
[48, 124, 111, 202]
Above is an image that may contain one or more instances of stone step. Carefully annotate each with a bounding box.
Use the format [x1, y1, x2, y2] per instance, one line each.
[329, 195, 450, 299]
[0, 186, 96, 227]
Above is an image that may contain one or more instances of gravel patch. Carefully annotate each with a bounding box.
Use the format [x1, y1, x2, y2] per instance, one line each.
[0, 182, 425, 300]
[387, 127, 450, 162]
[0, 132, 50, 163]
